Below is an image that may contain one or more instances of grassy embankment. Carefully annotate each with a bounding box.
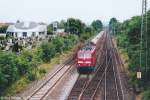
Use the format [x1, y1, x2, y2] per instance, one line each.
[2, 31, 98, 96]
[113, 38, 129, 73]
[3, 47, 75, 96]
[113, 37, 144, 100]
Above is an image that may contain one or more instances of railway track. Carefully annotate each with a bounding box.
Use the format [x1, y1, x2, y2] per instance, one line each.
[67, 32, 108, 100]
[26, 58, 75, 100]
[79, 50, 112, 100]
[67, 46, 108, 100]
[109, 35, 125, 100]
[79, 34, 114, 100]
[67, 32, 125, 100]
[67, 75, 90, 100]
[99, 33, 124, 100]
[67, 44, 107, 100]
[113, 38, 134, 100]
[67, 54, 107, 100]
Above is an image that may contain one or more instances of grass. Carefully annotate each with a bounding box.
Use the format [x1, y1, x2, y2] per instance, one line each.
[113, 38, 129, 74]
[143, 89, 150, 100]
[39, 50, 72, 70]
[4, 49, 74, 96]
[3, 77, 31, 96]
[119, 49, 130, 74]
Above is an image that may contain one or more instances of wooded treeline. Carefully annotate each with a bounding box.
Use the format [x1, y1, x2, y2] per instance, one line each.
[109, 10, 150, 99]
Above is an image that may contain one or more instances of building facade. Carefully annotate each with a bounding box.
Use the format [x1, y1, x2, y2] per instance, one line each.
[6, 21, 47, 38]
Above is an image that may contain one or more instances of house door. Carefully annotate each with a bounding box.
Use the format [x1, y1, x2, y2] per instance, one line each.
[23, 32, 27, 37]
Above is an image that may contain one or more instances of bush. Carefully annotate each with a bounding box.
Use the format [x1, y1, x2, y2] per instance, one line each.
[143, 89, 150, 100]
[40, 43, 56, 62]
[0, 52, 18, 93]
[117, 33, 128, 48]
[52, 37, 64, 53]
[0, 34, 79, 95]
[39, 68, 46, 75]
[16, 51, 34, 75]
[0, 36, 5, 40]
[27, 71, 36, 81]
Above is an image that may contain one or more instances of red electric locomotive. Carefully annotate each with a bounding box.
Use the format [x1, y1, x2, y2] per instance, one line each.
[77, 45, 96, 74]
[76, 31, 104, 74]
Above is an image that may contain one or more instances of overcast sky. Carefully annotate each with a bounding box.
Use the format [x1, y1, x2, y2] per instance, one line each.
[0, 0, 150, 24]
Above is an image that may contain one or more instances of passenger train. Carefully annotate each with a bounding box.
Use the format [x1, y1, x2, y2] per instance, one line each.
[76, 31, 105, 74]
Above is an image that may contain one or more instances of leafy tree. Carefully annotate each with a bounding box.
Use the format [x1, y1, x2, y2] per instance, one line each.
[52, 36, 64, 52]
[109, 18, 117, 27]
[143, 89, 150, 100]
[41, 43, 56, 62]
[0, 26, 8, 33]
[0, 52, 18, 92]
[59, 20, 65, 29]
[0, 67, 7, 92]
[16, 51, 33, 75]
[127, 16, 141, 45]
[85, 26, 92, 33]
[116, 9, 150, 98]
[65, 18, 85, 36]
[91, 20, 103, 32]
[47, 24, 53, 35]
[63, 34, 78, 50]
[109, 17, 118, 34]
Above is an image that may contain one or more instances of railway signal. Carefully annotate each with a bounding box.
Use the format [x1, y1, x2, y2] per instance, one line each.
[137, 71, 142, 79]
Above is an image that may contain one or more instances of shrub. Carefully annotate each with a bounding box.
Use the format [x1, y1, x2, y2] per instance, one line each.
[40, 43, 56, 62]
[0, 52, 18, 93]
[27, 71, 36, 81]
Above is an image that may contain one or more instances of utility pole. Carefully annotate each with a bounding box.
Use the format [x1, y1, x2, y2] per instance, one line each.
[139, 0, 148, 80]
[144, 0, 148, 81]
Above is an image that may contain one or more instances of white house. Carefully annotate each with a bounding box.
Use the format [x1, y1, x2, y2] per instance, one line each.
[6, 21, 47, 38]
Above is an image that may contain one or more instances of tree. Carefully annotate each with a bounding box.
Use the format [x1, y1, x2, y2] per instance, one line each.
[65, 18, 85, 36]
[0, 52, 18, 92]
[0, 26, 8, 33]
[40, 43, 56, 62]
[52, 36, 64, 52]
[109, 17, 118, 34]
[127, 16, 141, 45]
[115, 10, 150, 96]
[59, 20, 65, 29]
[91, 20, 103, 32]
[16, 51, 33, 75]
[85, 26, 92, 33]
[47, 24, 53, 35]
[109, 17, 117, 26]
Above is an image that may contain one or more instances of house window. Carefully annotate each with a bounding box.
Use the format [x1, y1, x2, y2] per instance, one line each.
[15, 32, 18, 37]
[11, 32, 14, 36]
[39, 32, 44, 35]
[32, 32, 36, 37]
[23, 32, 27, 37]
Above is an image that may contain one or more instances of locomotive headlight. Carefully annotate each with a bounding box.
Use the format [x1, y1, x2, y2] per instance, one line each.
[85, 61, 91, 64]
[78, 61, 83, 63]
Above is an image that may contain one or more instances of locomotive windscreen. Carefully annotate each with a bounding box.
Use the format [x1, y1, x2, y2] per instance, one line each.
[78, 53, 91, 59]
[78, 54, 84, 58]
